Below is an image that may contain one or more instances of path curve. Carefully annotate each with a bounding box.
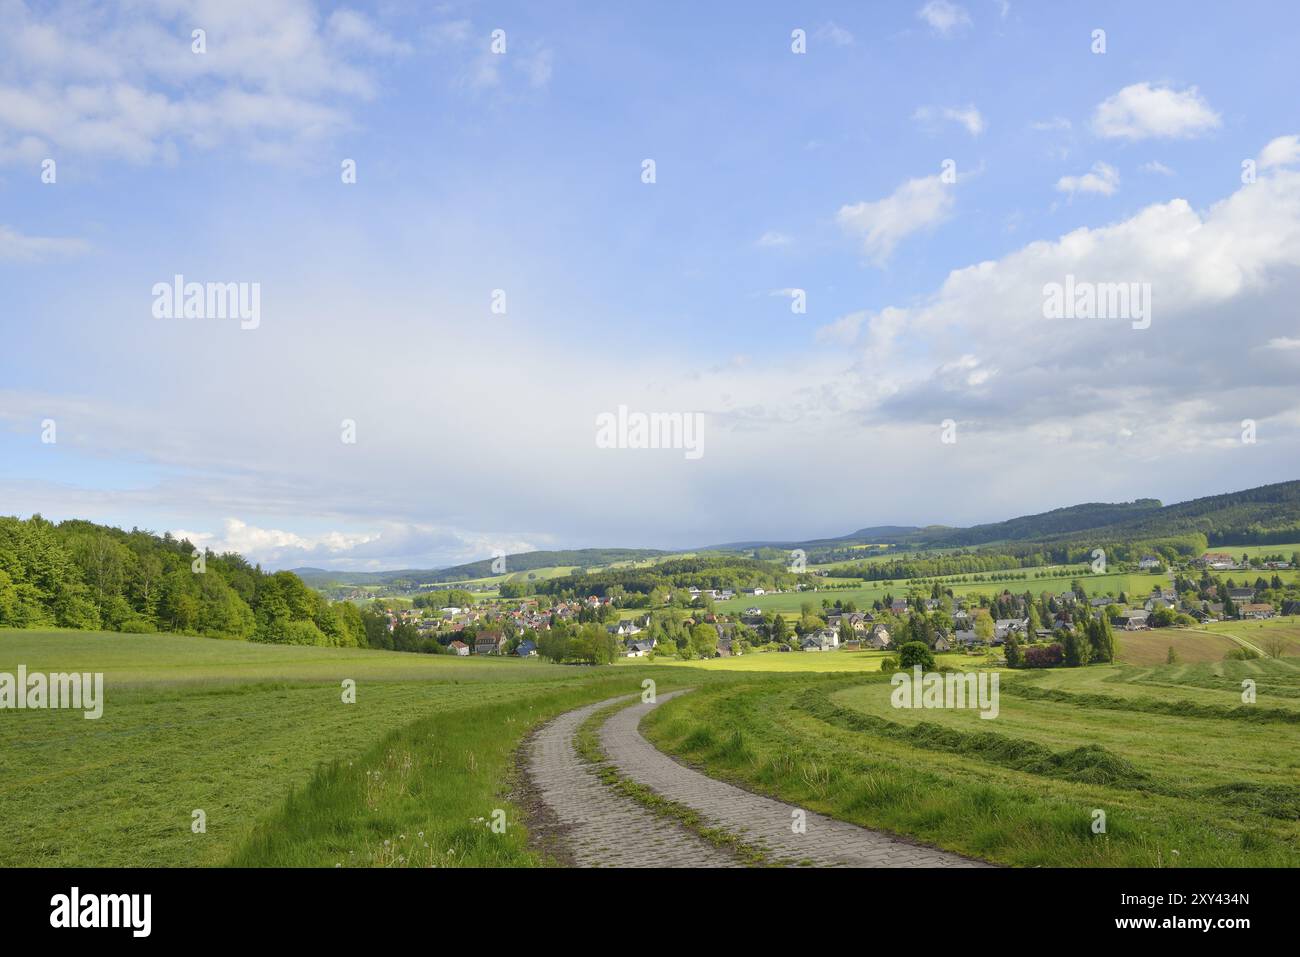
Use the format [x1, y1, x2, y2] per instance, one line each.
[601, 691, 989, 867]
[526, 691, 990, 867]
[524, 696, 738, 867]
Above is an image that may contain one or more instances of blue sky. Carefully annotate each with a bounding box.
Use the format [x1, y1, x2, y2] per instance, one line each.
[2, 0, 1299, 569]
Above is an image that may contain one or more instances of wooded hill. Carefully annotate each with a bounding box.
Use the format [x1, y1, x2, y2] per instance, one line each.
[0, 515, 364, 646]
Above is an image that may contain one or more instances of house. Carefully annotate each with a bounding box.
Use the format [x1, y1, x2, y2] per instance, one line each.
[515, 640, 537, 658]
[953, 629, 979, 647]
[864, 625, 892, 650]
[994, 618, 1029, 641]
[1238, 603, 1275, 620]
[448, 640, 470, 656]
[933, 635, 953, 652]
[610, 620, 642, 637]
[744, 606, 763, 615]
[624, 640, 656, 658]
[1227, 588, 1256, 603]
[1200, 552, 1237, 570]
[889, 599, 910, 615]
[801, 629, 839, 652]
[1113, 609, 1150, 631]
[1089, 597, 1115, 610]
[474, 631, 508, 655]
[842, 640, 862, 652]
[743, 587, 766, 596]
[715, 638, 734, 658]
[1138, 556, 1162, 570]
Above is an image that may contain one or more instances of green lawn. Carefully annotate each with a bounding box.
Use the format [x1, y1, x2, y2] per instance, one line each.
[0, 628, 693, 867]
[643, 659, 1300, 867]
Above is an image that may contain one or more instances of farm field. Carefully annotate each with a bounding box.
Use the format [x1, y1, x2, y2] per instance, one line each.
[715, 569, 1175, 615]
[1194, 617, 1300, 657]
[630, 648, 980, 674]
[643, 658, 1300, 867]
[1113, 629, 1240, 665]
[0, 629, 693, 867]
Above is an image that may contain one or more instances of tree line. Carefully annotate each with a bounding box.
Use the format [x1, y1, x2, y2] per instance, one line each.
[0, 515, 366, 647]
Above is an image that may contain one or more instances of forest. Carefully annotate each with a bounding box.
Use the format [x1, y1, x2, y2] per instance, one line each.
[0, 515, 365, 647]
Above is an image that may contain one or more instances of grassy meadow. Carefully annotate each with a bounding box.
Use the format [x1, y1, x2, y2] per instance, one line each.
[642, 658, 1300, 867]
[0, 628, 694, 867]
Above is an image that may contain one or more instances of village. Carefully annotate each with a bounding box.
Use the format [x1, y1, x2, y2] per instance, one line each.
[371, 550, 1296, 662]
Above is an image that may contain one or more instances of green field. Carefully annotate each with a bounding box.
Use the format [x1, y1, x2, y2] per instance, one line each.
[629, 648, 980, 673]
[6, 623, 1298, 869]
[0, 629, 693, 867]
[643, 659, 1300, 867]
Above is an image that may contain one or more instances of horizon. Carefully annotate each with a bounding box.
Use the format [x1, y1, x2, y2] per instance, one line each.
[10, 476, 1292, 573]
[3, 1, 1300, 571]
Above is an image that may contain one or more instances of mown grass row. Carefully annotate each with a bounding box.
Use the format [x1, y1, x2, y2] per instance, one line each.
[641, 675, 1300, 866]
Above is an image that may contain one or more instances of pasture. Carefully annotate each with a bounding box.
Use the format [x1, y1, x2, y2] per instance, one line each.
[643, 658, 1300, 867]
[0, 629, 687, 867]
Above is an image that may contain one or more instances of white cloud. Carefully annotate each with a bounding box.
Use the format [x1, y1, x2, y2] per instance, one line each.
[815, 22, 855, 46]
[918, 1, 973, 34]
[1092, 83, 1221, 140]
[757, 230, 792, 248]
[1267, 336, 1300, 351]
[1031, 117, 1071, 132]
[326, 10, 412, 57]
[1141, 160, 1175, 176]
[815, 311, 868, 345]
[914, 104, 984, 136]
[837, 174, 955, 264]
[1259, 134, 1300, 170]
[0, 224, 88, 260]
[0, 0, 394, 164]
[1056, 161, 1120, 196]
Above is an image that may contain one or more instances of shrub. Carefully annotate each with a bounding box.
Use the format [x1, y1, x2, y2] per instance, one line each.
[118, 619, 157, 634]
[1023, 643, 1064, 668]
[879, 656, 899, 674]
[897, 641, 935, 670]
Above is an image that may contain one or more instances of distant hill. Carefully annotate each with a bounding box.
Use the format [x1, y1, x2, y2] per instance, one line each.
[706, 482, 1299, 555]
[296, 480, 1300, 584]
[292, 548, 669, 589]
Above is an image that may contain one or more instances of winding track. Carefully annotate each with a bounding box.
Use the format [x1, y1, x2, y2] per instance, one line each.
[525, 690, 989, 868]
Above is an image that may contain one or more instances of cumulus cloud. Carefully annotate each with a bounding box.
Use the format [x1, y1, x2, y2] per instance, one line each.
[0, 0, 395, 163]
[1056, 161, 1120, 196]
[837, 174, 955, 264]
[1259, 134, 1300, 169]
[1092, 83, 1221, 140]
[918, 1, 972, 35]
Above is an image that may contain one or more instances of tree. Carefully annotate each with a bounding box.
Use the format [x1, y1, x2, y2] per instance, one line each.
[973, 609, 994, 644]
[689, 623, 718, 659]
[1004, 634, 1024, 668]
[897, 641, 935, 670]
[1062, 630, 1091, 666]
